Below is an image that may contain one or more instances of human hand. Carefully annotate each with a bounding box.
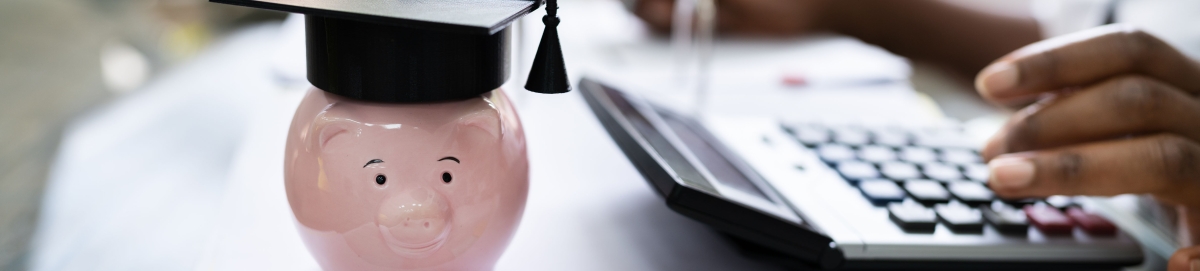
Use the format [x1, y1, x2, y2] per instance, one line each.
[1170, 245, 1200, 271]
[974, 25, 1200, 270]
[629, 0, 835, 36]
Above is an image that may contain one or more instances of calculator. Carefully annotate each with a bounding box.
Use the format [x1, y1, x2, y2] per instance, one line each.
[580, 78, 1143, 270]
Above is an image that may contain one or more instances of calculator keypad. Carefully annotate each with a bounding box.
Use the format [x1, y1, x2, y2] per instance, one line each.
[782, 123, 1118, 237]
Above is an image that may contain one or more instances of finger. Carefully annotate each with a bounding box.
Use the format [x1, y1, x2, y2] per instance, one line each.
[1181, 206, 1200, 247]
[981, 75, 1200, 159]
[987, 134, 1200, 205]
[975, 24, 1200, 103]
[1168, 246, 1200, 271]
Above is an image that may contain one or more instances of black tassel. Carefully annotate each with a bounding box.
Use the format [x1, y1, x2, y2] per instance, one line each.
[524, 0, 570, 93]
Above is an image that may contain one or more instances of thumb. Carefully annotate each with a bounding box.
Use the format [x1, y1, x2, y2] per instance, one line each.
[1168, 246, 1200, 271]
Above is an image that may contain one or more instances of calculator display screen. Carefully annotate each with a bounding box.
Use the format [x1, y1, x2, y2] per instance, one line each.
[602, 84, 773, 204]
[657, 112, 772, 202]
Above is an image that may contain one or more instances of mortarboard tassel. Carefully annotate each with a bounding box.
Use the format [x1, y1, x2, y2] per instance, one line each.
[524, 0, 570, 93]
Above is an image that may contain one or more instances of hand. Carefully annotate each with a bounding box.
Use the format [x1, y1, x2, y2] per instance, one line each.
[1170, 245, 1200, 271]
[629, 0, 835, 35]
[974, 25, 1200, 270]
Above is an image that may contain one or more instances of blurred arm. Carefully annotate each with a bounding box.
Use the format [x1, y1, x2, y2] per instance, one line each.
[827, 1, 1042, 78]
[633, 0, 1043, 79]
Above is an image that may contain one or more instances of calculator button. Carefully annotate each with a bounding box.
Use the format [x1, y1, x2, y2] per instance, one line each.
[899, 147, 938, 164]
[833, 128, 871, 146]
[1066, 207, 1117, 236]
[872, 129, 911, 147]
[1025, 204, 1075, 236]
[817, 144, 856, 162]
[837, 161, 880, 184]
[921, 162, 963, 182]
[940, 148, 981, 165]
[913, 131, 976, 149]
[1002, 198, 1040, 208]
[947, 181, 994, 206]
[859, 180, 906, 205]
[904, 180, 951, 205]
[963, 163, 989, 183]
[1045, 195, 1078, 210]
[791, 126, 830, 147]
[982, 202, 1029, 235]
[858, 145, 897, 163]
[936, 202, 984, 233]
[880, 162, 921, 180]
[888, 201, 938, 233]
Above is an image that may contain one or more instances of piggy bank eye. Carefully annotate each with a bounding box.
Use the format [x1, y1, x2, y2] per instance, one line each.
[376, 174, 386, 185]
[441, 172, 452, 183]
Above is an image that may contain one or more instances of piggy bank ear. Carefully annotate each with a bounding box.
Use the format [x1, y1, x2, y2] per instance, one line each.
[307, 112, 357, 154]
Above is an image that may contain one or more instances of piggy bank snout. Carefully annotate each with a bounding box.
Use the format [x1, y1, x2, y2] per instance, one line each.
[376, 187, 451, 253]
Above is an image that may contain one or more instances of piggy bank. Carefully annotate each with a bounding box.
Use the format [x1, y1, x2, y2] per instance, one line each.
[283, 87, 529, 270]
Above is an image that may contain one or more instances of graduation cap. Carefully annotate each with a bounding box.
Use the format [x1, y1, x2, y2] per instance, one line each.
[211, 0, 569, 102]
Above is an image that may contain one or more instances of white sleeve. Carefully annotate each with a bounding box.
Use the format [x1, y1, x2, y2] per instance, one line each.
[1033, 0, 1200, 60]
[1118, 0, 1200, 60]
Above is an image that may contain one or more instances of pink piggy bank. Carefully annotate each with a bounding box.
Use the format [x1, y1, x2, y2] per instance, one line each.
[284, 87, 529, 270]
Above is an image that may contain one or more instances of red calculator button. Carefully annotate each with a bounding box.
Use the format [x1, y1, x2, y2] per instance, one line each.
[1024, 205, 1074, 235]
[1066, 207, 1117, 236]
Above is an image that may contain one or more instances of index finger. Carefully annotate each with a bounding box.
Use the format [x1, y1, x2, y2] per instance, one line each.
[975, 24, 1200, 104]
[1168, 246, 1200, 271]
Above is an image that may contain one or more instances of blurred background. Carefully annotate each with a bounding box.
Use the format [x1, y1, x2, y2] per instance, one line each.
[1, 0, 1194, 270]
[0, 0, 282, 269]
[0, 0, 1025, 269]
[0, 0, 1005, 267]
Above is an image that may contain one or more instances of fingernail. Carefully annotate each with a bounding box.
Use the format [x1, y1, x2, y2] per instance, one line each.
[989, 156, 1035, 189]
[977, 62, 1019, 94]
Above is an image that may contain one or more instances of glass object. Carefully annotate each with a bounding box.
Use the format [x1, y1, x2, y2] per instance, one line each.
[671, 0, 716, 116]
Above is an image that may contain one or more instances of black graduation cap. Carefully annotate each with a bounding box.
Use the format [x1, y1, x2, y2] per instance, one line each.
[211, 0, 569, 102]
